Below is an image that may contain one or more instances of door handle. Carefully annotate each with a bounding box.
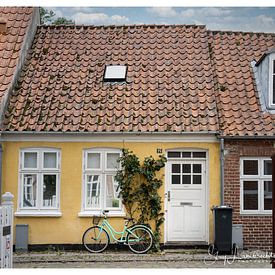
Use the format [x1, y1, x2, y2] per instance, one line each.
[167, 191, 170, 202]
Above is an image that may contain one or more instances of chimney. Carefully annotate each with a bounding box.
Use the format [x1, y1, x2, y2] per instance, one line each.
[0, 18, 7, 34]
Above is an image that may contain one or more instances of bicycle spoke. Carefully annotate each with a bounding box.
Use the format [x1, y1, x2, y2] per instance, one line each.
[127, 226, 153, 254]
[82, 226, 109, 253]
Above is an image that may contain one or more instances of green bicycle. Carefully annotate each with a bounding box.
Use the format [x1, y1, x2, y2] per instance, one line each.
[82, 210, 154, 254]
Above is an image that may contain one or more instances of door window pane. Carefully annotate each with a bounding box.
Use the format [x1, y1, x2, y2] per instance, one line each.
[182, 164, 191, 173]
[182, 152, 191, 158]
[24, 152, 37, 169]
[87, 153, 100, 169]
[193, 164, 201, 173]
[172, 175, 180, 184]
[264, 181, 272, 210]
[182, 175, 191, 184]
[172, 164, 180, 173]
[264, 160, 272, 175]
[167, 152, 181, 158]
[106, 175, 120, 208]
[193, 152, 206, 158]
[243, 181, 258, 210]
[44, 152, 57, 169]
[193, 175, 202, 184]
[43, 174, 57, 207]
[107, 153, 120, 169]
[243, 160, 258, 175]
[86, 175, 100, 208]
[23, 174, 37, 207]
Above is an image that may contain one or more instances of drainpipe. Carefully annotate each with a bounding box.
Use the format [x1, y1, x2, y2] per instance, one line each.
[0, 143, 2, 203]
[271, 154, 275, 268]
[220, 138, 224, 205]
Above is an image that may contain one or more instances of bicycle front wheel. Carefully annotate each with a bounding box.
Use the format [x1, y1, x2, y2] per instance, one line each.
[82, 226, 109, 253]
[126, 225, 153, 254]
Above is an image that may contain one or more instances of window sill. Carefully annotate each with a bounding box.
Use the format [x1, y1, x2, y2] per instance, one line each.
[240, 211, 272, 216]
[78, 211, 126, 217]
[14, 211, 62, 217]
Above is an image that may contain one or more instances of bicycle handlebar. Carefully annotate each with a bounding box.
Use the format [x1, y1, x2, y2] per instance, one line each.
[102, 210, 109, 218]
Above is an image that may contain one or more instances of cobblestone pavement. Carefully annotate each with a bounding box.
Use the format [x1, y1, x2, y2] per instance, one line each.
[13, 249, 273, 268]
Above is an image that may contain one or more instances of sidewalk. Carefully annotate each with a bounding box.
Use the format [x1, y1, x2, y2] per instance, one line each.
[13, 249, 273, 268]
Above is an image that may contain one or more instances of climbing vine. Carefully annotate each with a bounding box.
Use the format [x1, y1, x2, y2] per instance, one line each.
[114, 148, 167, 251]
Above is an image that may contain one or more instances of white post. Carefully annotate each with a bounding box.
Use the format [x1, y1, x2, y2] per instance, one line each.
[1, 192, 14, 268]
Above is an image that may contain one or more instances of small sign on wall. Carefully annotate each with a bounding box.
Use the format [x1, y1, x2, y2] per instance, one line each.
[157, 148, 163, 154]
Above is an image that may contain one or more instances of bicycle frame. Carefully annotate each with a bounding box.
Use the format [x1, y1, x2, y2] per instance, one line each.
[97, 218, 129, 243]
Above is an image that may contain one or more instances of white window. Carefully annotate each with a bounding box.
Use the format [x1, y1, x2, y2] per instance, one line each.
[270, 56, 275, 105]
[16, 148, 61, 216]
[80, 148, 123, 216]
[240, 157, 272, 215]
[103, 65, 127, 82]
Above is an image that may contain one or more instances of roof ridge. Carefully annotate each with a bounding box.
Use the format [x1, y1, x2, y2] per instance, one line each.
[208, 29, 275, 36]
[38, 23, 206, 29]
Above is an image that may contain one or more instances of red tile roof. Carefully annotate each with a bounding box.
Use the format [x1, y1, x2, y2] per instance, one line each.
[0, 7, 34, 103]
[209, 31, 275, 136]
[2, 24, 275, 136]
[3, 25, 219, 133]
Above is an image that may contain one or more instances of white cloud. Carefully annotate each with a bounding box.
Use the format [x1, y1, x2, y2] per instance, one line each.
[110, 15, 129, 24]
[181, 9, 195, 18]
[244, 15, 275, 32]
[201, 8, 231, 17]
[146, 7, 178, 18]
[71, 12, 129, 25]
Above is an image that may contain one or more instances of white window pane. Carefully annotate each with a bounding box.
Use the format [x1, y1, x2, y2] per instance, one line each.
[87, 153, 100, 169]
[86, 175, 100, 208]
[44, 152, 57, 169]
[264, 160, 272, 175]
[106, 175, 120, 208]
[107, 153, 120, 169]
[264, 181, 272, 210]
[23, 174, 37, 207]
[243, 160, 258, 175]
[243, 181, 258, 210]
[43, 174, 57, 207]
[24, 152, 37, 168]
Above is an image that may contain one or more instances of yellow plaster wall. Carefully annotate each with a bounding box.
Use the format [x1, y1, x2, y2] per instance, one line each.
[2, 141, 220, 245]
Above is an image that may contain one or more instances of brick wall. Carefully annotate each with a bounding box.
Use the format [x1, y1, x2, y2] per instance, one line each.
[224, 140, 275, 250]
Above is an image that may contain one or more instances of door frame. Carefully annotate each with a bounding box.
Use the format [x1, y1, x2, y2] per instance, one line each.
[164, 148, 210, 244]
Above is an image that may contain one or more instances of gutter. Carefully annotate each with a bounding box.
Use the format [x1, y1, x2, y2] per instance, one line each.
[219, 135, 275, 140]
[0, 131, 218, 136]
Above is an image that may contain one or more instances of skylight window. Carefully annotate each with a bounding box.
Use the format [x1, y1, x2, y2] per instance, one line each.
[103, 65, 127, 82]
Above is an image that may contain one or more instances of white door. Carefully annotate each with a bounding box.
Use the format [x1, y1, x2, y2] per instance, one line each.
[167, 160, 207, 242]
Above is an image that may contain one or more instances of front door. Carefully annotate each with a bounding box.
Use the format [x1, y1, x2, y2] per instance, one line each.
[166, 159, 207, 242]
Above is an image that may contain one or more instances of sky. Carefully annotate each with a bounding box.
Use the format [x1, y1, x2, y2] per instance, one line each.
[47, 7, 275, 33]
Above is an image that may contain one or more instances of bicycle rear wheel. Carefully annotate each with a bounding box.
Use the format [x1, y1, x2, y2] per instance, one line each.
[82, 226, 109, 253]
[126, 225, 153, 254]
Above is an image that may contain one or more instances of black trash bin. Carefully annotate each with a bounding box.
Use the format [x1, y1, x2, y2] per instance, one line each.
[212, 206, 233, 255]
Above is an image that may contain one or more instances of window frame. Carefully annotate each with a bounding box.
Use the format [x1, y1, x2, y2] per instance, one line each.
[269, 54, 275, 107]
[240, 157, 272, 215]
[16, 148, 61, 217]
[80, 148, 125, 217]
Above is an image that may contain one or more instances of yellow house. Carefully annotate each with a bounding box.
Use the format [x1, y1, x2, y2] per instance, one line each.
[1, 23, 221, 248]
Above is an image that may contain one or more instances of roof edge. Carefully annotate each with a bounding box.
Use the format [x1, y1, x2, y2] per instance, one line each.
[0, 8, 40, 127]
